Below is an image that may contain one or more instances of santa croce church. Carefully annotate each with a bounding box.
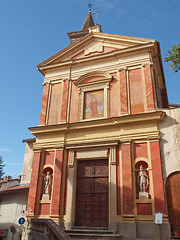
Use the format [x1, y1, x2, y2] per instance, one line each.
[23, 8, 180, 240]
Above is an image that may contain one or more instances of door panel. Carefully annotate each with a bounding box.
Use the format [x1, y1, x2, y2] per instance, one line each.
[95, 178, 108, 193]
[75, 159, 109, 227]
[166, 172, 180, 231]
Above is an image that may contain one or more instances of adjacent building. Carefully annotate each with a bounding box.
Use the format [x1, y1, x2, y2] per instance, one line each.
[0, 139, 34, 240]
[159, 106, 180, 237]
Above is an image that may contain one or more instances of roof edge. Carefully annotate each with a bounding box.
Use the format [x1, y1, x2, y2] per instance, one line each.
[37, 32, 156, 71]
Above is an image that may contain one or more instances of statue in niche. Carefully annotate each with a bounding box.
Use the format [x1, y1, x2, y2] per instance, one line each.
[42, 171, 52, 200]
[137, 165, 149, 199]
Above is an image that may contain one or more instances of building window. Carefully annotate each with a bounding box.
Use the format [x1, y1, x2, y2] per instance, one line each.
[75, 71, 112, 121]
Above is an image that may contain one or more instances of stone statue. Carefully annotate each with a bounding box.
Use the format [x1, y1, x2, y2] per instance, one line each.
[137, 165, 149, 199]
[42, 171, 52, 200]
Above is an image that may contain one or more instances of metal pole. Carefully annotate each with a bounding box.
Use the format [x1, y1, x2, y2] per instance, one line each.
[159, 224, 162, 240]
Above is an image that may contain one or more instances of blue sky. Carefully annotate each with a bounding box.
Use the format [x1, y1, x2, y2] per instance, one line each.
[0, 0, 180, 178]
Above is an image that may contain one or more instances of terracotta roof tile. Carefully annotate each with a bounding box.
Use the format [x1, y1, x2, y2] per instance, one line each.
[0, 185, 29, 194]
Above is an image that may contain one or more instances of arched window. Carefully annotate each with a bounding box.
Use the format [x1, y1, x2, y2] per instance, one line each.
[75, 71, 112, 120]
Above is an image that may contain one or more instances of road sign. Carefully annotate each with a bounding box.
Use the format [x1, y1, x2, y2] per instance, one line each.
[155, 212, 163, 224]
[18, 217, 25, 225]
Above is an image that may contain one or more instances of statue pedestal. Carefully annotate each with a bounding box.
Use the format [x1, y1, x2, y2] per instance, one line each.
[139, 192, 149, 199]
[42, 193, 50, 200]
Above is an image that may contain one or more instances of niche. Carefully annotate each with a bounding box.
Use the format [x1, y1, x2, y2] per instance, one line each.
[41, 167, 53, 200]
[135, 161, 151, 199]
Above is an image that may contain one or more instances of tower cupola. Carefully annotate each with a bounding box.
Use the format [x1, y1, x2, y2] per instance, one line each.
[67, 8, 101, 44]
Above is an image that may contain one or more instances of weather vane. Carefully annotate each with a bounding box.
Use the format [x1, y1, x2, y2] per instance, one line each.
[88, 3, 92, 11]
[93, 8, 103, 25]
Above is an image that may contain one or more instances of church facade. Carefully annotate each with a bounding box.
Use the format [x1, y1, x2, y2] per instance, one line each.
[26, 10, 171, 239]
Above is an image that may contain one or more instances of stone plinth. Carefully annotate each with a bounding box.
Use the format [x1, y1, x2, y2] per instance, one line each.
[139, 191, 149, 199]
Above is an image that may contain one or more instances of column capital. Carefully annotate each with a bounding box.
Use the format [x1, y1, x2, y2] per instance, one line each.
[120, 139, 132, 144]
[33, 147, 43, 152]
[109, 147, 116, 165]
[69, 150, 75, 168]
[118, 67, 127, 71]
[142, 62, 154, 67]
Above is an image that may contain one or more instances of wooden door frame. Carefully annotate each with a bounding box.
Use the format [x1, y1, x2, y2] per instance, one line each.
[64, 144, 118, 231]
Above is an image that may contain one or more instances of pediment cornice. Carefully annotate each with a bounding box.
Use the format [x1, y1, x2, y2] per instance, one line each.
[37, 32, 157, 75]
[38, 42, 156, 76]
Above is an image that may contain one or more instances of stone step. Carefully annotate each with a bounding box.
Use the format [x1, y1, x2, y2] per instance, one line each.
[67, 233, 122, 240]
[65, 228, 122, 240]
[72, 226, 108, 230]
[66, 229, 116, 234]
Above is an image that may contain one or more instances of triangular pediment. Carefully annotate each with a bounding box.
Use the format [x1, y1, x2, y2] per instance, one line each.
[38, 32, 155, 69]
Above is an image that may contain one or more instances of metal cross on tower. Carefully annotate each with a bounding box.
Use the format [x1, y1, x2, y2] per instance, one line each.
[93, 8, 103, 25]
[88, 3, 92, 11]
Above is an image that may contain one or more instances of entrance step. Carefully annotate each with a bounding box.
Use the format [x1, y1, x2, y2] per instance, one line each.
[171, 230, 180, 239]
[65, 228, 122, 240]
[72, 226, 109, 230]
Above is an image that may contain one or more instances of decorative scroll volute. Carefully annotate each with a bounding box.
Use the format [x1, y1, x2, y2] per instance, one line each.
[109, 147, 116, 165]
[69, 150, 75, 167]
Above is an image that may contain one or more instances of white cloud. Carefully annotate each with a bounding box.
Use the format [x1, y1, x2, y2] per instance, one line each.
[96, 0, 114, 9]
[95, 0, 126, 17]
[0, 148, 11, 153]
[5, 162, 22, 166]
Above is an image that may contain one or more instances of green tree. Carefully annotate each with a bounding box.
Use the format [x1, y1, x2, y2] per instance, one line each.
[0, 156, 5, 179]
[164, 44, 180, 72]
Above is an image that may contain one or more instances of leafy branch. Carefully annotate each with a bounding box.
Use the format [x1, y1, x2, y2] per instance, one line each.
[164, 44, 180, 72]
[0, 156, 5, 179]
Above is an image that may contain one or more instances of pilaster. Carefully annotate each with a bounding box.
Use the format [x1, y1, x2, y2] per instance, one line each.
[26, 150, 42, 217]
[121, 141, 134, 216]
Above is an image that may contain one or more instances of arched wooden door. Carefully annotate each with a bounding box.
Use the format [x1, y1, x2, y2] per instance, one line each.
[166, 171, 180, 235]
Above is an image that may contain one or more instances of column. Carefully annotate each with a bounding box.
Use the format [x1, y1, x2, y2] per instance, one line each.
[26, 150, 42, 217]
[121, 142, 134, 215]
[150, 141, 166, 213]
[50, 149, 64, 217]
